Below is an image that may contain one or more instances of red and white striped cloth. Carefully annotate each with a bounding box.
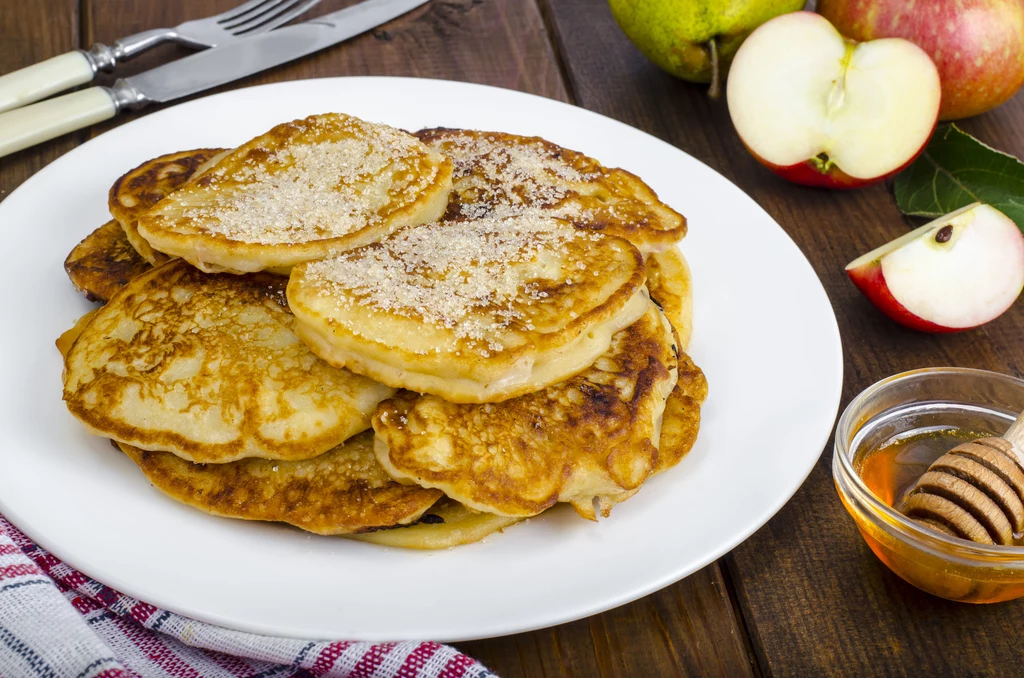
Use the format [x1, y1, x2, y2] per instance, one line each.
[0, 515, 495, 678]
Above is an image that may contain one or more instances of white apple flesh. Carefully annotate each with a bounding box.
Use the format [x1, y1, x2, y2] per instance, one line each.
[726, 11, 941, 188]
[846, 203, 1024, 332]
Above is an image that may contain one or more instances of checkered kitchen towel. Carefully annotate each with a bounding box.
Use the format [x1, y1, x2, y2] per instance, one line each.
[0, 515, 495, 678]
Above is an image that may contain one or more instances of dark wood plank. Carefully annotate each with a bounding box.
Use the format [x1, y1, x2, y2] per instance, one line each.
[75, 1, 757, 676]
[542, 0, 1024, 675]
[461, 565, 756, 677]
[0, 0, 81, 196]
[84, 0, 569, 138]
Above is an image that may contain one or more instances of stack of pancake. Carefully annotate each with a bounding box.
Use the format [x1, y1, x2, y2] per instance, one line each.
[59, 113, 707, 549]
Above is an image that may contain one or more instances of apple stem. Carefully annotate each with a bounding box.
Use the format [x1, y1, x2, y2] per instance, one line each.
[707, 37, 721, 100]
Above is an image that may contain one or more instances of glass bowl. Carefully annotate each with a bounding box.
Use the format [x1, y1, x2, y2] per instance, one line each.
[833, 367, 1024, 603]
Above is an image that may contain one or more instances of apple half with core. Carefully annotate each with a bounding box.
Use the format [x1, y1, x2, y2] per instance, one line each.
[726, 11, 941, 188]
[846, 203, 1024, 333]
[818, 0, 1024, 120]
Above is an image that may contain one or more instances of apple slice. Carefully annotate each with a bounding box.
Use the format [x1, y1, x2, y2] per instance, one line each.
[726, 11, 941, 188]
[846, 203, 1024, 332]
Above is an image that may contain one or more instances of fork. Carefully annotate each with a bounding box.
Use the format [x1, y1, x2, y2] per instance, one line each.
[0, 0, 322, 113]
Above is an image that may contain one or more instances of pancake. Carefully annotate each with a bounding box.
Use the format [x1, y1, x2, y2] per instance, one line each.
[117, 432, 441, 535]
[415, 128, 686, 256]
[64, 220, 152, 303]
[63, 260, 394, 464]
[372, 302, 680, 520]
[647, 247, 693, 350]
[55, 309, 99, 359]
[288, 214, 649, 403]
[654, 353, 708, 474]
[349, 499, 523, 549]
[137, 114, 453, 274]
[109, 148, 226, 265]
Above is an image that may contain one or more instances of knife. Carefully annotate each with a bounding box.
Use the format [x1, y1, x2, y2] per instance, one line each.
[0, 0, 429, 159]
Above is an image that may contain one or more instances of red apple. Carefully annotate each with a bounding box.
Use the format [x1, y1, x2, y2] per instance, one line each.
[818, 0, 1024, 120]
[726, 11, 941, 189]
[846, 203, 1024, 332]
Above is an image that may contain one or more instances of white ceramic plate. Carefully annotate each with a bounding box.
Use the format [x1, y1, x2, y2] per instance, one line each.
[0, 78, 842, 642]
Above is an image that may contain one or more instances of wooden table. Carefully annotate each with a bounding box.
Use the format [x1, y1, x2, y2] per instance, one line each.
[3, 1, 1023, 675]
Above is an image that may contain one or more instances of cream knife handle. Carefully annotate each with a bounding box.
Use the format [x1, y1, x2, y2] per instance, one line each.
[0, 88, 116, 159]
[0, 52, 95, 114]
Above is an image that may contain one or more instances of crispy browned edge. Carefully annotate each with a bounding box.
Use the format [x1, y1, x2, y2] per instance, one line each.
[64, 220, 152, 303]
[656, 353, 708, 474]
[116, 439, 442, 536]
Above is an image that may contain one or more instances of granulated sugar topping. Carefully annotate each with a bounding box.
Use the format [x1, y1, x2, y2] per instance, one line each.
[182, 117, 438, 245]
[439, 133, 600, 221]
[304, 215, 599, 350]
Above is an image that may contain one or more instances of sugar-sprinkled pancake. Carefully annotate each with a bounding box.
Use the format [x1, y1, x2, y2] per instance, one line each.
[288, 214, 649, 403]
[415, 127, 686, 256]
[372, 302, 680, 520]
[63, 260, 394, 463]
[137, 114, 453, 274]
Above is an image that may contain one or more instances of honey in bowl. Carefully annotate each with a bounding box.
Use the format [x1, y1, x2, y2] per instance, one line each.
[856, 427, 992, 512]
[835, 368, 1024, 604]
[848, 424, 1024, 602]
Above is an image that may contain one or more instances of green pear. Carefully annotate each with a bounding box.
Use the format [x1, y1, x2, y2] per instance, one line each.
[608, 0, 805, 96]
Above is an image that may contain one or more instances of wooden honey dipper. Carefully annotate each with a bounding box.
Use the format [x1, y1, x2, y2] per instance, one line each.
[899, 411, 1024, 545]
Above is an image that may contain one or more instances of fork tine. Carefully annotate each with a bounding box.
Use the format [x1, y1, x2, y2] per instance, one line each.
[214, 0, 278, 24]
[220, 0, 302, 31]
[232, 0, 323, 34]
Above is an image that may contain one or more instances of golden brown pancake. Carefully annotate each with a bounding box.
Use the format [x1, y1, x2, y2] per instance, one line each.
[288, 215, 649, 404]
[647, 247, 693, 350]
[415, 128, 686, 256]
[64, 221, 152, 303]
[645, 248, 701, 467]
[63, 260, 394, 464]
[117, 432, 441, 535]
[372, 302, 680, 520]
[137, 114, 453, 274]
[55, 309, 99, 359]
[349, 499, 523, 549]
[654, 353, 708, 474]
[109, 148, 226, 265]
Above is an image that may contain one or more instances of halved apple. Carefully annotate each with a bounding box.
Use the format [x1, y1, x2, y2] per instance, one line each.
[846, 204, 1024, 332]
[726, 11, 941, 188]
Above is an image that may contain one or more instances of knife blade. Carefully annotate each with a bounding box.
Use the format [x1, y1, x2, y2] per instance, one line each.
[0, 0, 429, 158]
[118, 0, 429, 106]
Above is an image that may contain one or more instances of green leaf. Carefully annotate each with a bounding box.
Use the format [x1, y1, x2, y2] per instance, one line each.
[893, 124, 1024, 232]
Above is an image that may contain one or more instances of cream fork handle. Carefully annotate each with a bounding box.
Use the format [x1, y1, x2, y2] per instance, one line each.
[0, 88, 115, 158]
[0, 52, 95, 113]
